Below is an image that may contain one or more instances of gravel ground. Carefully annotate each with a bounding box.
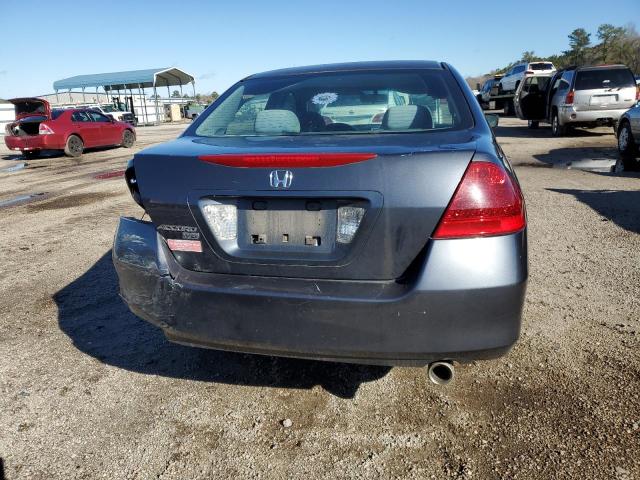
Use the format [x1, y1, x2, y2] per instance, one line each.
[0, 118, 638, 479]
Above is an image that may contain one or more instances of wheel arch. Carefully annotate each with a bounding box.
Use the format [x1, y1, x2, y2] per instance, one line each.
[617, 117, 631, 135]
[66, 132, 84, 145]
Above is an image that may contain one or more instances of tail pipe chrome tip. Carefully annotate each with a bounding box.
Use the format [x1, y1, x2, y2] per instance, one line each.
[427, 361, 455, 385]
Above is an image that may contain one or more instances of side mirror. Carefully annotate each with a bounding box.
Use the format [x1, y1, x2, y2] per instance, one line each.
[485, 113, 499, 129]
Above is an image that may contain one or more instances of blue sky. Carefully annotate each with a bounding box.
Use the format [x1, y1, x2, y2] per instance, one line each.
[0, 0, 637, 98]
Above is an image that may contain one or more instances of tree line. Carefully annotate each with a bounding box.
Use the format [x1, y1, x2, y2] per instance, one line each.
[149, 91, 220, 103]
[170, 91, 220, 103]
[467, 23, 640, 88]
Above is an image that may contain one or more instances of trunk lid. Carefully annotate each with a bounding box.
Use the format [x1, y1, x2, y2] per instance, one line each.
[573, 68, 637, 112]
[134, 132, 477, 280]
[9, 97, 51, 120]
[573, 87, 637, 112]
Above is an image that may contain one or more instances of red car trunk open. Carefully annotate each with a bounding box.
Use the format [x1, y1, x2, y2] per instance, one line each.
[4, 97, 136, 158]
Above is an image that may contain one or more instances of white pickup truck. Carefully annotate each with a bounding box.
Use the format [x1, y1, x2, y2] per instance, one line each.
[87, 105, 137, 126]
[185, 103, 205, 120]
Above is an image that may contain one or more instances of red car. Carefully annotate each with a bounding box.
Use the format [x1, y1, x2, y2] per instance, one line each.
[4, 98, 136, 158]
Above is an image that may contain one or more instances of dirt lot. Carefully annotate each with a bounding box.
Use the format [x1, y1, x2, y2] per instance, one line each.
[0, 118, 638, 479]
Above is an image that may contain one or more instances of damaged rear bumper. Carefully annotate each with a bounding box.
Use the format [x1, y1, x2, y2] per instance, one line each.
[113, 217, 527, 366]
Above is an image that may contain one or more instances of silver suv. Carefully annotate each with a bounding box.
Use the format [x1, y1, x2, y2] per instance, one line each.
[514, 65, 638, 136]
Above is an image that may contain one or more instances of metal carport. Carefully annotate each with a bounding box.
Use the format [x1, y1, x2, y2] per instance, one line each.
[53, 67, 195, 125]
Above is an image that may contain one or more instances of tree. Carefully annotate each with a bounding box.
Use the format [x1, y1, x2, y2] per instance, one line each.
[521, 51, 539, 63]
[597, 24, 625, 62]
[566, 28, 591, 65]
[466, 22, 640, 89]
[171, 90, 181, 98]
[211, 91, 219, 101]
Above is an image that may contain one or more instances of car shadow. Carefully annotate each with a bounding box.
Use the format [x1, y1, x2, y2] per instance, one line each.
[547, 188, 640, 234]
[1, 152, 24, 161]
[54, 252, 391, 399]
[1, 145, 124, 162]
[532, 146, 618, 169]
[494, 125, 613, 139]
[1, 150, 64, 161]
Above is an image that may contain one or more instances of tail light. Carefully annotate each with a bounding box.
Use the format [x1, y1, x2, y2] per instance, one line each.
[38, 123, 54, 135]
[525, 70, 534, 75]
[371, 112, 385, 123]
[432, 161, 525, 239]
[565, 90, 574, 105]
[199, 153, 377, 168]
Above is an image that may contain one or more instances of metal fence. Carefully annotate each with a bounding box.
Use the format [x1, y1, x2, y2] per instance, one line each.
[0, 103, 15, 135]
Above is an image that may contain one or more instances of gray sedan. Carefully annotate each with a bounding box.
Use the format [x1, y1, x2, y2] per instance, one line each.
[113, 61, 528, 384]
[617, 102, 640, 170]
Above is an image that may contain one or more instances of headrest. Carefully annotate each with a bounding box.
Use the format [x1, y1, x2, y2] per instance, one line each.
[382, 105, 433, 130]
[299, 111, 326, 132]
[254, 109, 300, 135]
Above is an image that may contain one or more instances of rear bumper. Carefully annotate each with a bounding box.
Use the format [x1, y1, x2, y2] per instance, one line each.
[113, 217, 528, 366]
[4, 134, 64, 151]
[559, 106, 627, 125]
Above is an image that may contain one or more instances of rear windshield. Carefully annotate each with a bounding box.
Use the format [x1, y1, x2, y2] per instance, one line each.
[51, 109, 65, 120]
[575, 68, 635, 90]
[529, 63, 554, 70]
[194, 69, 473, 137]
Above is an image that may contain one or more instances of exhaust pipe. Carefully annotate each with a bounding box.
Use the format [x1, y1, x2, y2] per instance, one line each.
[427, 361, 455, 385]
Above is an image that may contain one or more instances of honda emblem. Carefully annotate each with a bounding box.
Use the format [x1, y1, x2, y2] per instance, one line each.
[269, 170, 293, 189]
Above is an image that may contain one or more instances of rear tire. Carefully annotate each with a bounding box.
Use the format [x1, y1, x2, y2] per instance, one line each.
[528, 120, 539, 129]
[121, 129, 135, 148]
[64, 135, 84, 157]
[617, 121, 639, 170]
[503, 100, 513, 116]
[22, 150, 40, 159]
[551, 112, 565, 137]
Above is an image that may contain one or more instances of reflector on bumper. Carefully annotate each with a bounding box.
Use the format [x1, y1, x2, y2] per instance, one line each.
[167, 239, 203, 252]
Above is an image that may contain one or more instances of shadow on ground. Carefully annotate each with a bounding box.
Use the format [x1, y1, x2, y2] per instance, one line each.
[1, 145, 124, 162]
[548, 188, 640, 234]
[494, 124, 613, 139]
[1, 150, 60, 162]
[532, 146, 618, 170]
[54, 252, 390, 399]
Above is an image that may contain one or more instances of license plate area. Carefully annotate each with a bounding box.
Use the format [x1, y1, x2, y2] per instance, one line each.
[590, 95, 617, 105]
[238, 197, 337, 254]
[189, 190, 382, 266]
